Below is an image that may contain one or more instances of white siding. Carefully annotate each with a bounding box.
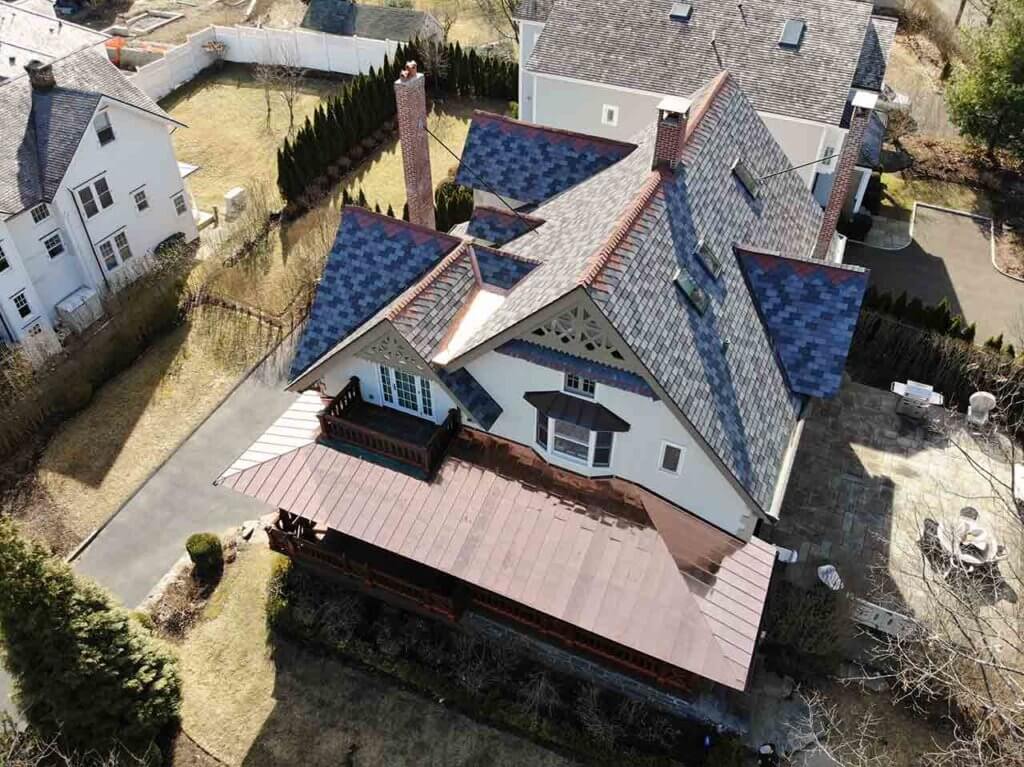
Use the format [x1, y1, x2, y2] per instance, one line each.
[465, 350, 757, 537]
[0, 221, 51, 340]
[518, 21, 544, 122]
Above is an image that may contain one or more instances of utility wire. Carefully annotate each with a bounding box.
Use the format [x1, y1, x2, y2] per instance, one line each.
[758, 153, 840, 181]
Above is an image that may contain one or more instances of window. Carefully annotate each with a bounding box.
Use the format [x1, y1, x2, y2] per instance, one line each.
[77, 176, 114, 218]
[659, 442, 685, 474]
[94, 111, 115, 145]
[552, 420, 590, 462]
[594, 431, 613, 468]
[695, 240, 723, 278]
[732, 159, 760, 199]
[133, 188, 149, 212]
[673, 265, 709, 314]
[99, 240, 117, 271]
[419, 378, 433, 417]
[172, 193, 187, 216]
[393, 369, 419, 411]
[379, 364, 395, 404]
[564, 372, 596, 398]
[535, 414, 614, 468]
[535, 410, 549, 448]
[0, 243, 8, 273]
[378, 364, 434, 419]
[30, 204, 49, 224]
[13, 292, 30, 319]
[819, 145, 835, 168]
[601, 104, 619, 127]
[42, 232, 64, 259]
[114, 232, 132, 262]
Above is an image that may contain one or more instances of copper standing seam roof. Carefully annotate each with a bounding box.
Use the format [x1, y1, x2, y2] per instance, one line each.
[218, 431, 776, 690]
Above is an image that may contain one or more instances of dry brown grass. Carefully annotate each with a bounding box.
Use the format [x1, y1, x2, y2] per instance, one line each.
[176, 540, 575, 767]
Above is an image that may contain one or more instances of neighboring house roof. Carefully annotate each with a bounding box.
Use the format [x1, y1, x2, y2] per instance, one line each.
[852, 15, 898, 91]
[467, 206, 543, 246]
[11, 0, 57, 17]
[0, 2, 107, 80]
[515, 0, 554, 22]
[455, 112, 635, 205]
[526, 0, 883, 126]
[736, 247, 867, 399]
[301, 0, 442, 41]
[220, 435, 777, 690]
[0, 47, 173, 216]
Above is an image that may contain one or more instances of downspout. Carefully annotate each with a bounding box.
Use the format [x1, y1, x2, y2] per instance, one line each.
[67, 189, 111, 292]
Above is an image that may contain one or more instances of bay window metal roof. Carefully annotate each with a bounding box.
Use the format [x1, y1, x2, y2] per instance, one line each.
[525, 390, 631, 431]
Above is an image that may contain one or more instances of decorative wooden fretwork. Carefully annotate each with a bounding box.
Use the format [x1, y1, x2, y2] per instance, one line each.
[526, 304, 631, 369]
[356, 332, 428, 375]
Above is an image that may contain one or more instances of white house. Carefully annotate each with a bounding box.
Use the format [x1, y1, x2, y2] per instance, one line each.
[0, 0, 108, 82]
[0, 48, 198, 347]
[219, 69, 870, 710]
[515, 0, 897, 220]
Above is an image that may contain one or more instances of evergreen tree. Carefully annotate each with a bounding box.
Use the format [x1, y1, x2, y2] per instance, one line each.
[0, 519, 180, 754]
[402, 202, 410, 221]
[963, 322, 978, 343]
[342, 188, 352, 206]
[891, 291, 908, 320]
[875, 291, 893, 314]
[374, 202, 382, 214]
[357, 188, 368, 208]
[386, 204, 396, 218]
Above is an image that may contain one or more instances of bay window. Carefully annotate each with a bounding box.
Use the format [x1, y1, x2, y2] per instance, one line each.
[535, 411, 613, 468]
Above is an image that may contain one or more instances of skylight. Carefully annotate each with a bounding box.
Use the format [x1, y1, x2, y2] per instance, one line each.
[732, 159, 760, 199]
[673, 266, 709, 314]
[695, 240, 723, 278]
[779, 19, 806, 49]
[669, 2, 693, 21]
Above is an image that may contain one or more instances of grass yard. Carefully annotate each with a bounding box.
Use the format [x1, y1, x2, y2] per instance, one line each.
[164, 64, 345, 212]
[175, 539, 575, 767]
[5, 313, 273, 555]
[879, 172, 994, 218]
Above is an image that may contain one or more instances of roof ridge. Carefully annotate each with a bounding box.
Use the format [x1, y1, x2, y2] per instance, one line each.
[682, 70, 732, 148]
[469, 109, 638, 151]
[471, 204, 546, 226]
[577, 169, 667, 287]
[733, 243, 868, 275]
[471, 242, 542, 266]
[387, 239, 473, 320]
[341, 204, 465, 246]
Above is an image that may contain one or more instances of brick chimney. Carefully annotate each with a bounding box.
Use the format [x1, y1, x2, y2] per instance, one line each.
[813, 104, 871, 260]
[24, 60, 55, 91]
[652, 96, 692, 170]
[394, 61, 435, 230]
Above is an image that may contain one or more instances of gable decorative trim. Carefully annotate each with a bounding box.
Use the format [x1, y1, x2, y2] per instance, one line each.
[356, 331, 430, 375]
[524, 302, 633, 370]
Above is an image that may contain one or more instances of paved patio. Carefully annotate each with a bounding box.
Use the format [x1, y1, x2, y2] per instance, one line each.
[776, 382, 1022, 618]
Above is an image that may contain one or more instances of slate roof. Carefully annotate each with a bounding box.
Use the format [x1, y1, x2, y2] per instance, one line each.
[859, 110, 885, 168]
[0, 3, 107, 80]
[456, 111, 636, 205]
[289, 207, 463, 378]
[527, 0, 880, 126]
[0, 47, 171, 216]
[852, 15, 898, 91]
[736, 247, 867, 398]
[496, 339, 656, 397]
[301, 0, 442, 41]
[467, 206, 544, 246]
[437, 368, 503, 428]
[473, 245, 541, 290]
[515, 0, 554, 22]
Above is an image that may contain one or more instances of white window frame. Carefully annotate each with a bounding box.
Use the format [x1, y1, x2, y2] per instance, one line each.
[601, 104, 619, 127]
[76, 176, 114, 219]
[29, 203, 50, 225]
[132, 187, 149, 213]
[563, 372, 596, 399]
[377, 364, 435, 420]
[535, 411, 613, 469]
[12, 291, 31, 319]
[172, 192, 188, 217]
[98, 230, 132, 271]
[41, 230, 65, 259]
[94, 110, 115, 146]
[0, 242, 9, 273]
[658, 441, 685, 475]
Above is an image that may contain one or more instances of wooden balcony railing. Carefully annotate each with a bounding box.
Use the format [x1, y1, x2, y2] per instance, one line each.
[318, 376, 460, 477]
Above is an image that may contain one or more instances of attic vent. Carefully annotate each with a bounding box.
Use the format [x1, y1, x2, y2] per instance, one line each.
[695, 240, 723, 278]
[669, 2, 693, 21]
[732, 159, 760, 199]
[779, 19, 805, 48]
[673, 266, 709, 314]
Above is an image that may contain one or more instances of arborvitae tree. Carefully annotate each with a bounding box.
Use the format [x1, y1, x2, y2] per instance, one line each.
[891, 290, 908, 320]
[875, 291, 893, 314]
[906, 297, 926, 326]
[949, 315, 963, 338]
[386, 204, 396, 218]
[342, 188, 352, 206]
[984, 333, 1005, 352]
[402, 202, 410, 221]
[1006, 343, 1016, 358]
[374, 202, 382, 214]
[435, 193, 449, 232]
[0, 519, 180, 755]
[963, 322, 978, 343]
[357, 188, 368, 208]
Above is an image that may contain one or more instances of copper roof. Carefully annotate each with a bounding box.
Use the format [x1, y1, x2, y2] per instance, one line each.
[219, 439, 775, 690]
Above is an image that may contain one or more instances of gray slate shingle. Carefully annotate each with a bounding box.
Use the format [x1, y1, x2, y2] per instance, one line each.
[528, 0, 878, 126]
[852, 15, 898, 91]
[301, 0, 442, 41]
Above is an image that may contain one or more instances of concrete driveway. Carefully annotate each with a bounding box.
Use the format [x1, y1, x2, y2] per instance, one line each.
[846, 205, 1024, 344]
[1, 333, 300, 714]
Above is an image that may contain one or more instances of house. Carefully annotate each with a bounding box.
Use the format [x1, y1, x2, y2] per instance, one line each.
[0, 0, 107, 81]
[301, 0, 443, 43]
[0, 48, 199, 347]
[514, 0, 897, 232]
[220, 63, 867, 719]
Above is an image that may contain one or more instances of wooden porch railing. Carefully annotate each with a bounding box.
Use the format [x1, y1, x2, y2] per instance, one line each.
[318, 376, 461, 477]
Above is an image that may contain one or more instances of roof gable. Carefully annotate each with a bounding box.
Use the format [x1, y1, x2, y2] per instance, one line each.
[466, 206, 543, 246]
[289, 207, 463, 379]
[736, 247, 867, 398]
[456, 111, 636, 205]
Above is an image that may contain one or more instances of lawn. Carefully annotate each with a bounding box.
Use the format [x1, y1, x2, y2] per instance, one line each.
[879, 172, 994, 218]
[4, 312, 272, 555]
[175, 538, 574, 767]
[164, 64, 345, 212]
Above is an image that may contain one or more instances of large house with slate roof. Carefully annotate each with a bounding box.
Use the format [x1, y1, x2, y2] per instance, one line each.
[219, 66, 868, 714]
[514, 0, 897, 252]
[0, 47, 198, 347]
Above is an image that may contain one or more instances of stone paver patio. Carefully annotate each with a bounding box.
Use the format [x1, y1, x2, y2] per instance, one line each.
[776, 381, 1022, 619]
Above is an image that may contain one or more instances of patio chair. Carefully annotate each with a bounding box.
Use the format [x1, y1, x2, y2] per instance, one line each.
[959, 507, 979, 521]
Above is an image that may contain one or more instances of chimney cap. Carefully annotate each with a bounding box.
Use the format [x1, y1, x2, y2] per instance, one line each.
[24, 59, 56, 90]
[657, 95, 692, 116]
[399, 60, 419, 81]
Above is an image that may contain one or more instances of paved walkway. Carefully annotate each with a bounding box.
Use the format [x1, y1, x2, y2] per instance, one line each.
[1, 334, 300, 715]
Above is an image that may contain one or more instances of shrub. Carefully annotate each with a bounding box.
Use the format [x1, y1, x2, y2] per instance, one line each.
[186, 532, 223, 581]
[837, 211, 873, 241]
[55, 379, 93, 416]
[762, 581, 851, 676]
[984, 333, 1005, 352]
[0, 518, 180, 754]
[704, 735, 748, 767]
[862, 173, 884, 214]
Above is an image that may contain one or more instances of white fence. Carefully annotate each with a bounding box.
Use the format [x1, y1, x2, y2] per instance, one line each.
[128, 25, 400, 101]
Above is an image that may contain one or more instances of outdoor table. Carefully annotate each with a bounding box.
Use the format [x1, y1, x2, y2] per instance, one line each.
[936, 518, 1000, 568]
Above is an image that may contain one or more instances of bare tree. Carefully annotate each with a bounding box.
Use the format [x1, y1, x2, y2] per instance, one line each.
[788, 690, 887, 767]
[276, 65, 306, 133]
[253, 62, 277, 125]
[884, 108, 918, 152]
[471, 0, 519, 43]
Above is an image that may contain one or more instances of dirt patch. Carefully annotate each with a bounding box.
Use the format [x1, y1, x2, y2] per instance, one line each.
[995, 228, 1024, 280]
[175, 540, 575, 767]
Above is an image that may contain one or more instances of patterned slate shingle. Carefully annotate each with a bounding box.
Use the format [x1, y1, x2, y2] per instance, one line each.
[467, 206, 544, 246]
[496, 339, 657, 398]
[456, 111, 636, 205]
[289, 207, 463, 379]
[736, 248, 868, 398]
[391, 248, 478, 359]
[473, 245, 540, 290]
[528, 0, 880, 127]
[437, 368, 503, 429]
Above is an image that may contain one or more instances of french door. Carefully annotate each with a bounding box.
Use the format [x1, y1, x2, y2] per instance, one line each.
[377, 364, 434, 419]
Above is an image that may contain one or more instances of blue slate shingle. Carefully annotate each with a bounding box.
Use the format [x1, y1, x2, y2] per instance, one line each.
[467, 206, 543, 246]
[736, 248, 868, 398]
[495, 339, 657, 398]
[437, 368, 503, 429]
[473, 245, 540, 290]
[456, 112, 635, 205]
[290, 207, 462, 379]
